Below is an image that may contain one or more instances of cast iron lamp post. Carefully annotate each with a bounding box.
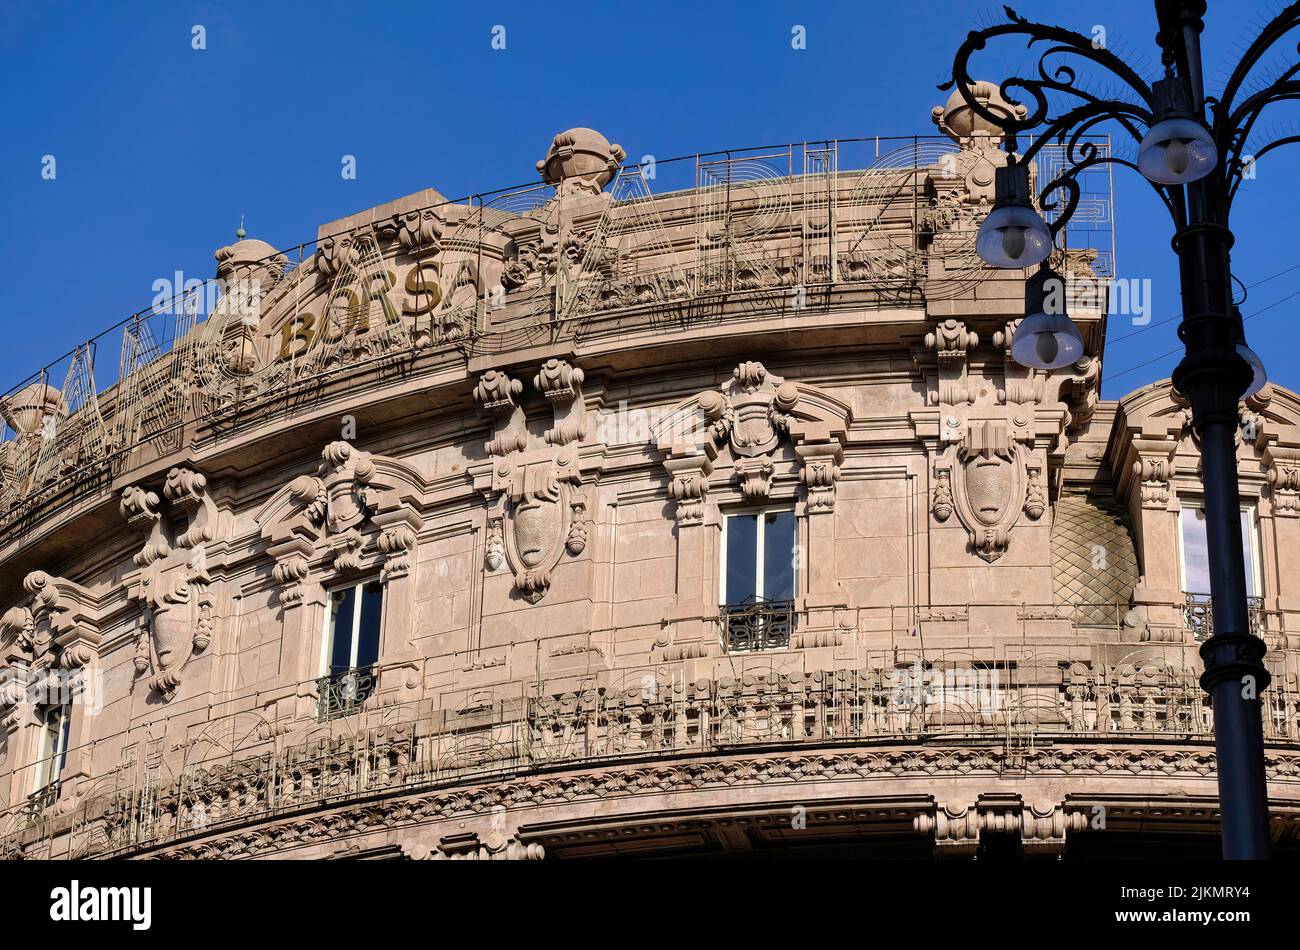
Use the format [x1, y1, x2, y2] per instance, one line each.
[944, 0, 1300, 859]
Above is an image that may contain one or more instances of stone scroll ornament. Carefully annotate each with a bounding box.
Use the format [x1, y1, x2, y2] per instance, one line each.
[0, 571, 102, 676]
[120, 467, 221, 696]
[474, 361, 594, 604]
[931, 419, 1043, 562]
[255, 439, 425, 608]
[654, 361, 850, 523]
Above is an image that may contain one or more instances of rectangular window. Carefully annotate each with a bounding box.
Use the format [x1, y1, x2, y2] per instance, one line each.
[720, 509, 796, 651]
[319, 580, 383, 719]
[721, 509, 796, 605]
[33, 704, 71, 793]
[1178, 506, 1259, 597]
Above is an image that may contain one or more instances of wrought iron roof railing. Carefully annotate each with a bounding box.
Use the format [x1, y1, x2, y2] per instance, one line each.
[0, 136, 1113, 542]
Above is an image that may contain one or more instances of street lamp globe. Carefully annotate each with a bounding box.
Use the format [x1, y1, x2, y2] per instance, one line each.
[1010, 267, 1085, 370]
[1138, 115, 1218, 184]
[975, 161, 1053, 268]
[1138, 77, 1218, 185]
[976, 204, 1054, 268]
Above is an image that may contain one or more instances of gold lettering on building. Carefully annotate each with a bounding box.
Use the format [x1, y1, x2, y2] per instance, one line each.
[402, 262, 442, 316]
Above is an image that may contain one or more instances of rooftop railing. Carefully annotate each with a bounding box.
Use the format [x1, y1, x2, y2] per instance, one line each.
[0, 135, 1113, 541]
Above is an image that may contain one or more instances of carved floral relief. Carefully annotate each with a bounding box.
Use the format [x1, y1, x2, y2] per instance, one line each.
[258, 442, 425, 606]
[654, 361, 851, 518]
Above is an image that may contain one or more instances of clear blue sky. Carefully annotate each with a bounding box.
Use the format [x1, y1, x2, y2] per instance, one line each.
[1, 0, 1297, 400]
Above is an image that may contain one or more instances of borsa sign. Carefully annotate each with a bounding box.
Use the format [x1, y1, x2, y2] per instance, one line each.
[274, 259, 446, 361]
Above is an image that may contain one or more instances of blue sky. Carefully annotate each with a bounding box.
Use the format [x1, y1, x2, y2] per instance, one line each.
[1, 0, 1297, 400]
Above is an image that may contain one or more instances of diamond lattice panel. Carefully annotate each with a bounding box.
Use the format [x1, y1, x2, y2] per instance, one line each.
[1051, 491, 1140, 626]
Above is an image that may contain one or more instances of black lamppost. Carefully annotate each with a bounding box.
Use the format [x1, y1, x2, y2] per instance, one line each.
[944, 1, 1300, 859]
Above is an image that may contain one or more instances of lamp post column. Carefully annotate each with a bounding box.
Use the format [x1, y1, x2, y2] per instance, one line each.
[1160, 0, 1272, 861]
[1170, 219, 1272, 858]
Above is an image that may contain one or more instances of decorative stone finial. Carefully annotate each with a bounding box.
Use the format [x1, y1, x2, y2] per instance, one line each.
[214, 229, 286, 284]
[932, 81, 1027, 143]
[536, 127, 626, 195]
[1, 382, 61, 435]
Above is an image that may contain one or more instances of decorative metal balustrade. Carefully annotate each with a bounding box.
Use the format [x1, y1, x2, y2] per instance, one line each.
[316, 666, 377, 722]
[720, 598, 795, 652]
[0, 136, 1113, 542]
[24, 782, 59, 821]
[1182, 592, 1266, 643]
[4, 630, 1299, 859]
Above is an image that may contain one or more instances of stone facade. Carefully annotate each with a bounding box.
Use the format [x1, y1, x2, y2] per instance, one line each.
[3, 107, 1300, 860]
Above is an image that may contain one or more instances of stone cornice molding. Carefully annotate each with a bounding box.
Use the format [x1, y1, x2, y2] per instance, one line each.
[113, 742, 1300, 861]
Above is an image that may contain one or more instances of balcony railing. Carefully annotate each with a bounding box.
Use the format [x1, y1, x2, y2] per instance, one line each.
[2, 612, 1298, 859]
[316, 666, 376, 722]
[24, 782, 59, 820]
[3, 644, 1297, 859]
[720, 598, 795, 652]
[1182, 592, 1265, 643]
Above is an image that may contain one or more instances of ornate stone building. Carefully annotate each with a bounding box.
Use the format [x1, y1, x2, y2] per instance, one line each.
[3, 94, 1300, 860]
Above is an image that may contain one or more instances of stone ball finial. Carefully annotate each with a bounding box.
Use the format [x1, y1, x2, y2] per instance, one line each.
[1, 382, 61, 435]
[214, 231, 287, 285]
[932, 81, 1027, 142]
[536, 127, 626, 194]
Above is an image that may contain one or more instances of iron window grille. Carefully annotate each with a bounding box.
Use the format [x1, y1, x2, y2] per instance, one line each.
[25, 780, 60, 820]
[1183, 592, 1265, 643]
[721, 596, 795, 652]
[317, 665, 377, 721]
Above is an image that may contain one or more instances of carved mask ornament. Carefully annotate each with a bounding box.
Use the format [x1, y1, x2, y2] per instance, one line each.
[505, 463, 570, 601]
[942, 419, 1039, 562]
[475, 364, 595, 604]
[120, 467, 220, 696]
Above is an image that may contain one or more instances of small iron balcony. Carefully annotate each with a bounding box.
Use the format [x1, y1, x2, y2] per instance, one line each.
[720, 597, 794, 652]
[317, 666, 376, 721]
[1182, 592, 1265, 643]
[25, 781, 59, 820]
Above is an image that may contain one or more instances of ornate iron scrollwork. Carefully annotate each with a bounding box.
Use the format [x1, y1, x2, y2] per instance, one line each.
[719, 597, 794, 652]
[317, 665, 376, 721]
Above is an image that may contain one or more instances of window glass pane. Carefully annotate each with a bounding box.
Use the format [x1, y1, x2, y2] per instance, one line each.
[57, 707, 70, 770]
[356, 582, 383, 668]
[36, 715, 56, 787]
[725, 514, 758, 604]
[1242, 510, 1258, 597]
[1182, 508, 1260, 597]
[1180, 508, 1210, 594]
[328, 586, 357, 675]
[36, 706, 69, 788]
[763, 510, 796, 601]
